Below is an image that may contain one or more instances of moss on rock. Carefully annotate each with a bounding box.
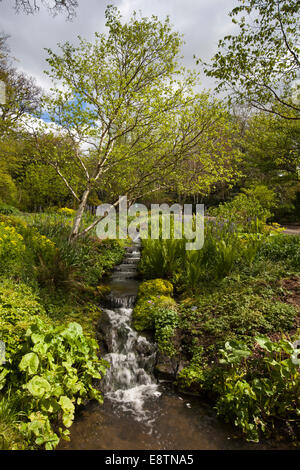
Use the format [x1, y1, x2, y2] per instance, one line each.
[138, 278, 173, 298]
[132, 279, 176, 331]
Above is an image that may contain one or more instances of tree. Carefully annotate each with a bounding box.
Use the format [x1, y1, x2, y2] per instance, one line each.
[170, 97, 242, 202]
[0, 0, 78, 19]
[241, 111, 300, 214]
[0, 35, 42, 136]
[203, 0, 300, 120]
[35, 6, 242, 240]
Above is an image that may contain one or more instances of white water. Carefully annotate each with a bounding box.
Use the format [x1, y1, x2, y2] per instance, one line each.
[100, 241, 161, 424]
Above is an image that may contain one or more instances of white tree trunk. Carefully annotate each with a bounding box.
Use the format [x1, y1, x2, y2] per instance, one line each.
[69, 188, 91, 241]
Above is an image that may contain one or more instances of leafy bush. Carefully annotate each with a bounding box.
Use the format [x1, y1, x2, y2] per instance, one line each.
[0, 223, 26, 277]
[179, 281, 297, 345]
[140, 221, 266, 291]
[258, 234, 300, 269]
[1, 319, 107, 449]
[154, 307, 179, 356]
[0, 392, 25, 450]
[0, 204, 21, 216]
[140, 239, 186, 279]
[214, 336, 300, 442]
[138, 278, 173, 297]
[0, 279, 49, 358]
[210, 184, 277, 227]
[31, 216, 125, 286]
[177, 335, 299, 442]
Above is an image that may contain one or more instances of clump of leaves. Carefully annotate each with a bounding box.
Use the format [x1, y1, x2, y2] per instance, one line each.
[1, 319, 107, 449]
[154, 308, 179, 357]
[214, 336, 300, 442]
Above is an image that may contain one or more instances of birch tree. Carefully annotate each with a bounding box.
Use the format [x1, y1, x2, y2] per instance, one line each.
[39, 6, 241, 240]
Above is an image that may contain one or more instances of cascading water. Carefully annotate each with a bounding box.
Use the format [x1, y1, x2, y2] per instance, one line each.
[59, 239, 291, 450]
[99, 238, 161, 425]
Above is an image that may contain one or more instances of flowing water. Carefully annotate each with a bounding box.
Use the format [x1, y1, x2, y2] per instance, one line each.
[59, 239, 291, 450]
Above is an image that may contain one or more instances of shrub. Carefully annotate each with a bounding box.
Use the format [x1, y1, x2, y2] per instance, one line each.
[0, 319, 106, 449]
[258, 234, 300, 270]
[0, 393, 25, 450]
[214, 336, 300, 442]
[133, 294, 176, 331]
[154, 307, 179, 356]
[139, 239, 185, 279]
[0, 279, 49, 358]
[0, 204, 21, 216]
[140, 223, 267, 292]
[210, 184, 277, 227]
[20, 226, 57, 265]
[0, 223, 26, 277]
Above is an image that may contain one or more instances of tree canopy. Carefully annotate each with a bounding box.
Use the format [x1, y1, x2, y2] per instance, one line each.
[204, 0, 300, 120]
[32, 6, 241, 239]
[0, 0, 78, 19]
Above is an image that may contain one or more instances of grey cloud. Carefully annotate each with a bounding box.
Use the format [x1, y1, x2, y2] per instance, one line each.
[0, 0, 237, 92]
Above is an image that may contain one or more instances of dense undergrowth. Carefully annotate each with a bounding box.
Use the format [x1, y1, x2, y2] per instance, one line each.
[135, 218, 300, 443]
[0, 209, 126, 449]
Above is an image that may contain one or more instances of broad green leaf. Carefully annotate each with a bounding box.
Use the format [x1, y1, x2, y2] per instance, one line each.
[19, 352, 39, 375]
[26, 375, 51, 397]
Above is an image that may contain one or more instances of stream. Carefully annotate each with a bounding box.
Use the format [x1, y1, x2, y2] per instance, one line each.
[59, 239, 291, 451]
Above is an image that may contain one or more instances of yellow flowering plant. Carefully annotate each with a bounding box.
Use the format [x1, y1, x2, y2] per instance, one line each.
[0, 222, 26, 273]
[57, 207, 76, 217]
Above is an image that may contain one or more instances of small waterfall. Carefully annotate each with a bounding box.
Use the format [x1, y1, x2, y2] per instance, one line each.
[99, 239, 161, 424]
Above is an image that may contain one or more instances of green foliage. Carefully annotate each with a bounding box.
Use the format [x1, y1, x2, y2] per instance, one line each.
[241, 112, 300, 223]
[204, 0, 300, 119]
[214, 336, 300, 442]
[176, 347, 208, 392]
[140, 239, 185, 279]
[0, 392, 25, 450]
[210, 185, 277, 226]
[0, 319, 106, 449]
[0, 173, 17, 205]
[133, 279, 176, 331]
[179, 278, 297, 346]
[133, 295, 176, 332]
[0, 222, 26, 277]
[0, 210, 127, 449]
[140, 220, 267, 292]
[154, 307, 179, 357]
[57, 207, 76, 217]
[137, 278, 174, 298]
[258, 234, 300, 270]
[0, 279, 49, 358]
[27, 215, 125, 291]
[133, 279, 179, 355]
[0, 203, 21, 215]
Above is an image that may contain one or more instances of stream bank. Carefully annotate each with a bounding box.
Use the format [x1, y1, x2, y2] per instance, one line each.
[59, 239, 295, 450]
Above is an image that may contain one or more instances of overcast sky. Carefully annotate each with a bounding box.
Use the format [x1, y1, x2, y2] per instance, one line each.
[0, 0, 238, 93]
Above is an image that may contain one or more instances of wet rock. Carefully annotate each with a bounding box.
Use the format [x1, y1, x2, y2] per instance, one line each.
[176, 360, 189, 375]
[97, 310, 113, 352]
[135, 336, 154, 356]
[154, 352, 180, 381]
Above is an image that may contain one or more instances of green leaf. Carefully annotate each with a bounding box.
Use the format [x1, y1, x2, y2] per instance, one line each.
[19, 352, 39, 375]
[26, 375, 51, 397]
[59, 396, 75, 428]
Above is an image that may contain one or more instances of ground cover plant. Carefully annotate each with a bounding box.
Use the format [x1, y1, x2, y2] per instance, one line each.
[136, 211, 300, 442]
[0, 210, 126, 449]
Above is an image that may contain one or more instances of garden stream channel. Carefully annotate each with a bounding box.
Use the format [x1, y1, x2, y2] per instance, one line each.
[59, 239, 292, 450]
